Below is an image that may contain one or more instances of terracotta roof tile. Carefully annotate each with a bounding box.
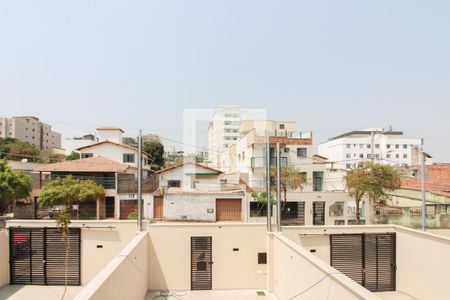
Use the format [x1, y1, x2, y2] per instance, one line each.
[38, 156, 133, 173]
[401, 177, 450, 198]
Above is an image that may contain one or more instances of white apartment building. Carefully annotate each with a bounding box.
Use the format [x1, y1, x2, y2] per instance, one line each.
[318, 127, 423, 170]
[208, 106, 244, 171]
[64, 133, 97, 155]
[0, 116, 61, 150]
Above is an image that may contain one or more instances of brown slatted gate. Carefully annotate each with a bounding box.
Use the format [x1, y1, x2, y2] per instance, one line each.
[153, 196, 164, 219]
[191, 236, 212, 290]
[10, 227, 81, 286]
[330, 233, 396, 292]
[313, 201, 325, 225]
[216, 198, 242, 221]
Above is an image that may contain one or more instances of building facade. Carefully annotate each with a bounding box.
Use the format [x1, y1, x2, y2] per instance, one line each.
[208, 106, 244, 171]
[318, 127, 422, 169]
[0, 116, 61, 150]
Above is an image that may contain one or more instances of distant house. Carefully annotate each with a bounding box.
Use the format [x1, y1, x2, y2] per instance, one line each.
[156, 162, 223, 191]
[38, 156, 158, 220]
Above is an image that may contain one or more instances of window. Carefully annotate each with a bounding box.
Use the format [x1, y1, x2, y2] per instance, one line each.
[258, 253, 267, 264]
[403, 154, 407, 159]
[346, 153, 351, 158]
[123, 153, 135, 163]
[375, 144, 380, 149]
[334, 220, 345, 225]
[242, 151, 245, 161]
[346, 144, 351, 149]
[168, 180, 181, 187]
[329, 202, 344, 216]
[360, 154, 364, 158]
[375, 154, 379, 158]
[387, 154, 391, 158]
[346, 163, 351, 169]
[279, 124, 285, 130]
[403, 144, 408, 149]
[297, 148, 307, 157]
[387, 144, 391, 149]
[367, 144, 371, 149]
[81, 153, 93, 158]
[284, 147, 289, 153]
[313, 171, 324, 192]
[396, 154, 400, 158]
[395, 144, 399, 149]
[359, 144, 364, 149]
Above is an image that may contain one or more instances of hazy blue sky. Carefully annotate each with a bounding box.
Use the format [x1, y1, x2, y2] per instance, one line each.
[1, 1, 449, 161]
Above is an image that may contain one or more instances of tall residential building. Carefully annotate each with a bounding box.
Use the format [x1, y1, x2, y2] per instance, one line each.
[0, 116, 62, 150]
[318, 127, 423, 169]
[208, 106, 244, 170]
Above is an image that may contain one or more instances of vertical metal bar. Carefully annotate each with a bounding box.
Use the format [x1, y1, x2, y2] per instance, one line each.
[421, 138, 426, 231]
[9, 228, 14, 284]
[78, 228, 81, 285]
[265, 132, 271, 231]
[392, 233, 396, 290]
[29, 229, 32, 284]
[276, 143, 281, 232]
[137, 129, 143, 231]
[376, 235, 379, 290]
[362, 234, 366, 287]
[43, 227, 47, 285]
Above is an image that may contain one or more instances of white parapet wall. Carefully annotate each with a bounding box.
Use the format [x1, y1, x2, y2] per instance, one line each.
[74, 231, 148, 300]
[395, 226, 450, 300]
[0, 230, 9, 288]
[270, 232, 380, 300]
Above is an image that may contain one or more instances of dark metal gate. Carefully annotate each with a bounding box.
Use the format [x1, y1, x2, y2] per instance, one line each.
[191, 236, 212, 290]
[330, 233, 396, 292]
[313, 201, 325, 225]
[9, 227, 81, 285]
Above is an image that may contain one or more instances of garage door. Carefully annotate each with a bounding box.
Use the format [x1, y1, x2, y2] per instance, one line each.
[216, 198, 242, 221]
[330, 233, 396, 292]
[10, 227, 81, 285]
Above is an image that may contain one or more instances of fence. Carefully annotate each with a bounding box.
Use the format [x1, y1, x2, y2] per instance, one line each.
[374, 205, 450, 229]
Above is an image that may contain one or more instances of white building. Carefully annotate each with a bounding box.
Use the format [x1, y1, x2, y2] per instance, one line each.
[318, 127, 423, 170]
[0, 116, 61, 150]
[208, 106, 244, 171]
[223, 119, 366, 226]
[64, 133, 97, 155]
[76, 127, 152, 172]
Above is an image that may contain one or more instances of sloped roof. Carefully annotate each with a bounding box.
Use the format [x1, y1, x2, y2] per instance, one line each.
[38, 156, 133, 173]
[156, 162, 223, 174]
[166, 187, 244, 195]
[401, 177, 450, 198]
[75, 140, 150, 157]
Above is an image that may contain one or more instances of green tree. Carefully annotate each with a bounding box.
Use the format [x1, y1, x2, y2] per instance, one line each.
[0, 138, 40, 161]
[65, 151, 80, 161]
[143, 140, 165, 170]
[39, 176, 105, 299]
[122, 137, 137, 148]
[269, 166, 307, 205]
[346, 162, 401, 224]
[40, 153, 65, 163]
[195, 154, 204, 163]
[0, 160, 32, 215]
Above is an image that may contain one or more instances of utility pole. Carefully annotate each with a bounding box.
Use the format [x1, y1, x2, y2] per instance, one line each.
[421, 138, 426, 231]
[276, 143, 281, 232]
[265, 132, 272, 232]
[137, 129, 143, 231]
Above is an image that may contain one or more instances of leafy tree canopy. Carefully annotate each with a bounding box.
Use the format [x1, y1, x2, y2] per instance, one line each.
[65, 151, 81, 161]
[122, 137, 137, 148]
[0, 138, 40, 162]
[346, 161, 401, 223]
[0, 159, 32, 214]
[143, 140, 165, 170]
[38, 176, 105, 208]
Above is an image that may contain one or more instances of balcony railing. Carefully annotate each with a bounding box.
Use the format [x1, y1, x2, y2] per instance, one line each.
[251, 157, 288, 168]
[51, 173, 116, 189]
[117, 174, 159, 194]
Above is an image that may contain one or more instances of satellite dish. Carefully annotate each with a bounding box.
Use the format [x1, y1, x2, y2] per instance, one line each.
[21, 158, 28, 163]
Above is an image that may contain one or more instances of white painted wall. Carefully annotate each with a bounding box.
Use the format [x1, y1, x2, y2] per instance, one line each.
[0, 230, 9, 288]
[164, 194, 216, 221]
[74, 232, 148, 300]
[158, 164, 220, 190]
[147, 224, 268, 291]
